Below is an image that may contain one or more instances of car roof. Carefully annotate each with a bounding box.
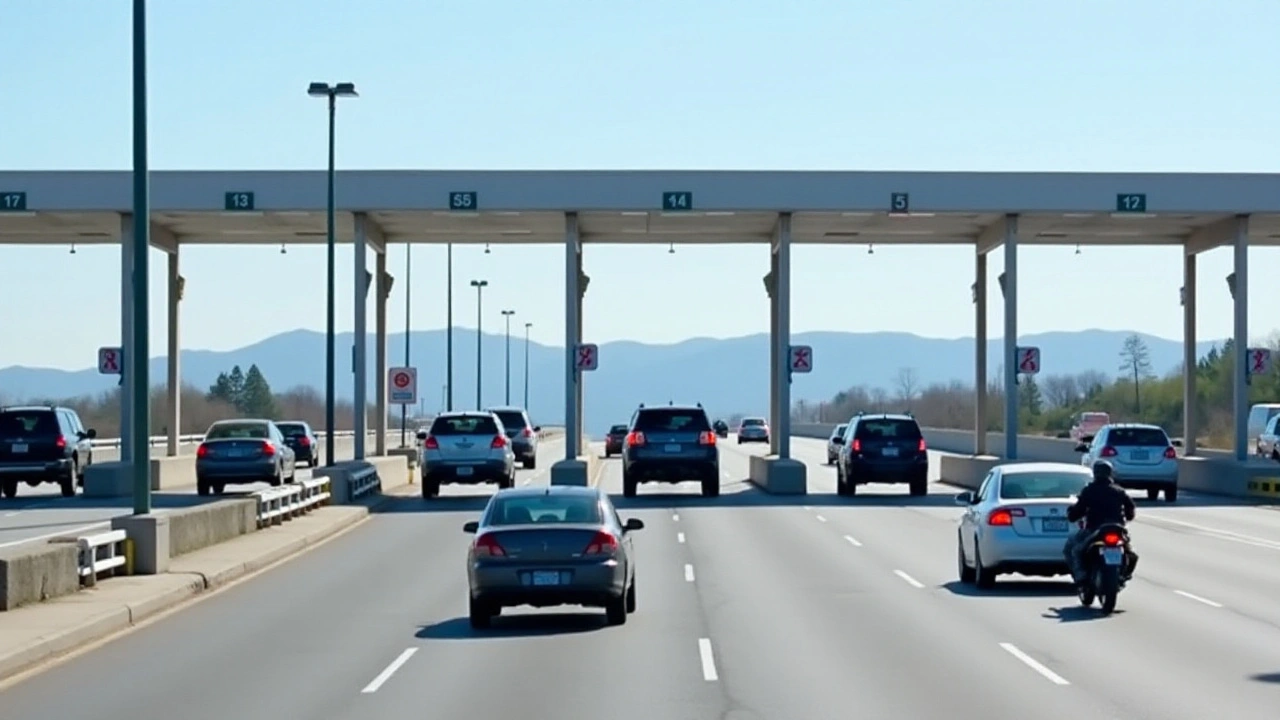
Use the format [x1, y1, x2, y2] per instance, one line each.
[211, 418, 271, 424]
[0, 406, 60, 412]
[639, 404, 704, 412]
[997, 462, 1090, 475]
[491, 485, 602, 500]
[1103, 422, 1164, 431]
[484, 406, 526, 413]
[853, 413, 916, 422]
[436, 411, 496, 418]
[276, 420, 308, 426]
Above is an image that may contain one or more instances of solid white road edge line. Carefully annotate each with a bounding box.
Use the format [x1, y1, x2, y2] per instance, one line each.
[1174, 589, 1224, 608]
[815, 514, 828, 523]
[999, 643, 1070, 685]
[361, 648, 418, 694]
[677, 532, 686, 543]
[893, 570, 924, 589]
[684, 564, 696, 582]
[698, 638, 719, 681]
[0, 521, 111, 549]
[844, 534, 862, 547]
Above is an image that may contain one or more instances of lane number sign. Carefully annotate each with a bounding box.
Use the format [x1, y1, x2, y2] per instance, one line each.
[448, 191, 478, 210]
[0, 191, 27, 211]
[388, 367, 418, 404]
[1115, 193, 1147, 213]
[890, 192, 910, 214]
[1247, 348, 1272, 376]
[98, 346, 123, 375]
[662, 191, 693, 211]
[790, 345, 813, 373]
[224, 191, 255, 211]
[575, 343, 599, 371]
[1016, 346, 1041, 375]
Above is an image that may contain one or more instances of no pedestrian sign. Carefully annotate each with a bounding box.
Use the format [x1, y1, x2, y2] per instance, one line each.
[1016, 346, 1041, 375]
[575, 343, 599, 371]
[98, 346, 123, 375]
[790, 345, 813, 373]
[388, 366, 418, 405]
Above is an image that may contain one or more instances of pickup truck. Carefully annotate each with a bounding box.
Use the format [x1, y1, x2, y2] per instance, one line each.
[1070, 412, 1111, 442]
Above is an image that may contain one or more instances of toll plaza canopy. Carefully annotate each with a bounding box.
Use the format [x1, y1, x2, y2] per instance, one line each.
[0, 170, 1276, 487]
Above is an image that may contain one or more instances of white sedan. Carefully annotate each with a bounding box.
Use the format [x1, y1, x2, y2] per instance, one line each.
[955, 462, 1091, 589]
[825, 423, 848, 464]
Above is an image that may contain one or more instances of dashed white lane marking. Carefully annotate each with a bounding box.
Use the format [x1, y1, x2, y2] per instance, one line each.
[999, 643, 1070, 685]
[803, 505, 813, 511]
[722, 471, 732, 480]
[893, 570, 924, 588]
[1143, 515, 1280, 551]
[677, 532, 686, 543]
[698, 638, 719, 681]
[1174, 589, 1223, 608]
[684, 564, 696, 582]
[522, 478, 531, 485]
[361, 648, 418, 693]
[844, 534, 862, 547]
[815, 514, 827, 523]
[672, 513, 680, 522]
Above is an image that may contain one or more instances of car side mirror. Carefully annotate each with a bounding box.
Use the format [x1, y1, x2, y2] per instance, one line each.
[533, 426, 542, 433]
[623, 518, 644, 532]
[1074, 443, 1089, 453]
[416, 431, 428, 440]
[954, 491, 975, 506]
[462, 521, 479, 534]
[85, 428, 98, 439]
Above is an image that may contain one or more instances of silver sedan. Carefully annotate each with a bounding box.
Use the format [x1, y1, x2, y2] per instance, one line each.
[955, 462, 1091, 589]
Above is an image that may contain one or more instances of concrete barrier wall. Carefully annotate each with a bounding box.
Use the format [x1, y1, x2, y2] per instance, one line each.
[164, 499, 259, 558]
[0, 543, 80, 611]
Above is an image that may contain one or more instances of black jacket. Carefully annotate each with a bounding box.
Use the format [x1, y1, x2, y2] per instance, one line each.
[1067, 480, 1136, 529]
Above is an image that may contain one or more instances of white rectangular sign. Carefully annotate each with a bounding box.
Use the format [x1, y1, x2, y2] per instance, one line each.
[1016, 346, 1041, 375]
[575, 343, 599, 371]
[388, 366, 418, 405]
[1247, 348, 1272, 376]
[98, 346, 123, 375]
[790, 345, 813, 373]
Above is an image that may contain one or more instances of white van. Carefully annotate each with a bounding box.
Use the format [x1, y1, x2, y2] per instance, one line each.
[1248, 404, 1280, 455]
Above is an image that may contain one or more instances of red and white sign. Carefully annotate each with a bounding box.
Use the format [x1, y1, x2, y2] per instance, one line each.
[98, 346, 123, 375]
[1016, 346, 1041, 375]
[388, 366, 418, 405]
[1247, 348, 1272, 376]
[575, 343, 599, 371]
[790, 345, 813, 374]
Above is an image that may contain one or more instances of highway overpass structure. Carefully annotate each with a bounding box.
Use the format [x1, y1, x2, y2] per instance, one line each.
[2, 169, 1278, 494]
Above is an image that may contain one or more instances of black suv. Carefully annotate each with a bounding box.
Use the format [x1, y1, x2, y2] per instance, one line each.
[0, 405, 97, 498]
[621, 403, 720, 498]
[834, 413, 929, 497]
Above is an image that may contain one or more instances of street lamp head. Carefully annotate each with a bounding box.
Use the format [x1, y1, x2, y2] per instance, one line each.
[308, 82, 359, 98]
[525, 322, 533, 329]
[471, 279, 488, 288]
[502, 309, 516, 317]
[307, 82, 331, 97]
[1225, 272, 1237, 300]
[333, 82, 358, 97]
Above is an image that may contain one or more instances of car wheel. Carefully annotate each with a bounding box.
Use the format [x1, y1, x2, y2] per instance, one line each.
[269, 468, 283, 487]
[523, 457, 536, 470]
[1, 480, 18, 499]
[422, 476, 440, 499]
[701, 478, 720, 498]
[197, 479, 211, 497]
[973, 542, 996, 589]
[1146, 488, 1159, 501]
[957, 538, 976, 584]
[213, 483, 226, 495]
[605, 594, 627, 625]
[59, 472, 76, 498]
[909, 477, 927, 497]
[1164, 486, 1178, 503]
[468, 596, 494, 629]
[623, 471, 637, 498]
[625, 577, 637, 613]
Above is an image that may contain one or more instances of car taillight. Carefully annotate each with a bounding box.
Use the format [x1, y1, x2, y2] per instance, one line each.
[1164, 446, 1177, 459]
[851, 438, 862, 452]
[261, 441, 276, 456]
[988, 507, 1025, 526]
[55, 435, 66, 449]
[917, 438, 927, 452]
[473, 533, 506, 557]
[626, 431, 645, 447]
[698, 431, 716, 445]
[424, 435, 440, 449]
[1102, 532, 1122, 546]
[491, 435, 508, 449]
[521, 427, 533, 438]
[196, 443, 209, 458]
[583, 530, 619, 555]
[299, 436, 311, 447]
[1100, 446, 1117, 457]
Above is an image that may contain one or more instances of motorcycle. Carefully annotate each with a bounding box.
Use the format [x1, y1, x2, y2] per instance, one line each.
[1076, 522, 1131, 615]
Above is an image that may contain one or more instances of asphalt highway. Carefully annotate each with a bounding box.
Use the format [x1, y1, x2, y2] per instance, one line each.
[2, 435, 1279, 718]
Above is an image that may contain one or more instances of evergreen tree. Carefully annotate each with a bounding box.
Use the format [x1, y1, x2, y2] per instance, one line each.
[1019, 374, 1043, 418]
[240, 364, 277, 417]
[207, 372, 235, 405]
[228, 365, 246, 406]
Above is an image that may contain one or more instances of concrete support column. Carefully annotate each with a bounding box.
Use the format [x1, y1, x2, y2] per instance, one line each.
[767, 259, 779, 455]
[119, 214, 135, 463]
[775, 213, 793, 460]
[563, 213, 581, 459]
[1232, 215, 1250, 461]
[375, 249, 389, 456]
[166, 250, 181, 456]
[1002, 214, 1019, 460]
[973, 250, 988, 455]
[576, 273, 586, 441]
[1182, 252, 1198, 455]
[353, 214, 369, 460]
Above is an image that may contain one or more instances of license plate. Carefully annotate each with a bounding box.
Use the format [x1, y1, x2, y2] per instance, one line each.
[1042, 518, 1069, 532]
[664, 443, 682, 453]
[456, 466, 474, 477]
[881, 446, 899, 457]
[1130, 450, 1150, 461]
[531, 571, 561, 586]
[10, 443, 26, 454]
[1100, 547, 1124, 566]
[228, 448, 249, 458]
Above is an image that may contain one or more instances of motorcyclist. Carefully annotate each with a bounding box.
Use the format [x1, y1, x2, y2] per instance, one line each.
[1063, 461, 1137, 584]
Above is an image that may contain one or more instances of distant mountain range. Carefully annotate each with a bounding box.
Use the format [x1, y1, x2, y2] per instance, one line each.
[0, 328, 1222, 435]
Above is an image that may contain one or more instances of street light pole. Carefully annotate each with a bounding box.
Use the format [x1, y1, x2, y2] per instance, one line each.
[523, 322, 532, 411]
[501, 310, 516, 404]
[470, 279, 488, 408]
[307, 81, 358, 467]
[446, 242, 453, 411]
[130, 0, 152, 515]
[400, 242, 411, 448]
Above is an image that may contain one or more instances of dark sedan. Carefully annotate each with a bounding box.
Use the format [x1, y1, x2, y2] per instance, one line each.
[195, 419, 297, 496]
[463, 485, 643, 628]
[604, 424, 628, 457]
[276, 421, 319, 467]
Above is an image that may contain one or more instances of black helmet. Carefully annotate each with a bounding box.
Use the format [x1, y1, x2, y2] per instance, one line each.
[1091, 461, 1114, 483]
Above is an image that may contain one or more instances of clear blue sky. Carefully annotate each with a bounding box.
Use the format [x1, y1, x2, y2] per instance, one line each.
[3, 0, 1279, 370]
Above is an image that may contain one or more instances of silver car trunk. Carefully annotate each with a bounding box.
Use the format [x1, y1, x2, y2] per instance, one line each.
[434, 434, 494, 462]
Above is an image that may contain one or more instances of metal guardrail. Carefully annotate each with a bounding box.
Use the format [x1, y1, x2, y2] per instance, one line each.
[349, 466, 381, 500]
[89, 429, 383, 450]
[252, 477, 332, 528]
[76, 530, 128, 587]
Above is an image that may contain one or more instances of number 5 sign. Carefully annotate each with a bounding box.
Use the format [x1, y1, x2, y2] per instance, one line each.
[1247, 348, 1272, 376]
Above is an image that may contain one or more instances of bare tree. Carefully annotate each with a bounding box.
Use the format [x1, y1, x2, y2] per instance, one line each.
[1118, 333, 1155, 413]
[869, 387, 890, 412]
[1041, 374, 1079, 409]
[894, 367, 920, 407]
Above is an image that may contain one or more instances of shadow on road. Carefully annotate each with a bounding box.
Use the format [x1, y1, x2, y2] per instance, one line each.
[1248, 672, 1280, 683]
[417, 612, 607, 640]
[1041, 605, 1124, 622]
[940, 579, 1076, 599]
[609, 482, 962, 511]
[0, 491, 240, 511]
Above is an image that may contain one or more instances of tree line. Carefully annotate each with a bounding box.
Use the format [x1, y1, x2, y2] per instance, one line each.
[795, 333, 1280, 449]
[8, 365, 376, 439]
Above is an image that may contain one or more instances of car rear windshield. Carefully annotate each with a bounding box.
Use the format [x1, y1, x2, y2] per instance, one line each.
[832, 424, 848, 437]
[1000, 472, 1089, 500]
[206, 422, 269, 440]
[855, 419, 922, 439]
[490, 410, 527, 430]
[1108, 427, 1169, 446]
[609, 425, 628, 434]
[431, 415, 499, 435]
[635, 409, 711, 433]
[741, 418, 765, 427]
[1081, 413, 1109, 424]
[489, 494, 603, 526]
[276, 423, 307, 437]
[0, 411, 58, 438]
